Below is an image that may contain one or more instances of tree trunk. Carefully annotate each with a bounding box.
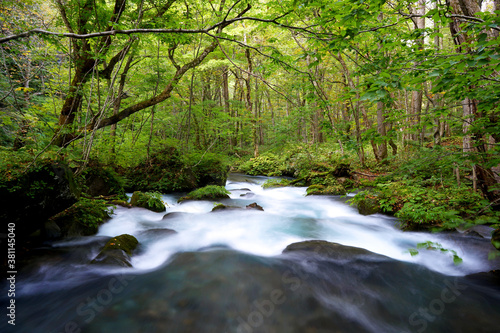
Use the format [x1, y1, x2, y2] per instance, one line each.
[448, 0, 500, 204]
[245, 48, 258, 157]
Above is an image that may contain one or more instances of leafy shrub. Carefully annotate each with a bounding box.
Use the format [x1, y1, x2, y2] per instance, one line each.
[238, 154, 284, 176]
[350, 179, 499, 229]
[407, 241, 463, 265]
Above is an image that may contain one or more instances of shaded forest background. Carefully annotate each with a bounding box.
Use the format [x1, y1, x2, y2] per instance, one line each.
[1, 0, 500, 231]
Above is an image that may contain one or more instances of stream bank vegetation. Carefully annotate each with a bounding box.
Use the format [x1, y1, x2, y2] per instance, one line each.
[0, 0, 499, 253]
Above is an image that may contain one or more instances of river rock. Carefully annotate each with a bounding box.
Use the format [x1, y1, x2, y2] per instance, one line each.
[82, 161, 126, 198]
[246, 202, 264, 211]
[211, 204, 240, 212]
[136, 228, 177, 240]
[48, 199, 111, 238]
[91, 234, 139, 267]
[162, 212, 189, 220]
[492, 229, 500, 251]
[130, 191, 166, 212]
[357, 197, 381, 215]
[0, 161, 79, 242]
[123, 147, 228, 193]
[283, 240, 374, 259]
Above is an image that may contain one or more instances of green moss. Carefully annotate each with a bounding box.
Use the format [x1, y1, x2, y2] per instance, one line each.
[91, 234, 139, 267]
[262, 178, 291, 189]
[81, 162, 127, 199]
[130, 191, 166, 212]
[50, 197, 113, 237]
[101, 234, 139, 255]
[306, 183, 346, 196]
[178, 185, 230, 203]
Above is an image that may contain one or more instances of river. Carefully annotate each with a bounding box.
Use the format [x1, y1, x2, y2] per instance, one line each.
[3, 173, 500, 332]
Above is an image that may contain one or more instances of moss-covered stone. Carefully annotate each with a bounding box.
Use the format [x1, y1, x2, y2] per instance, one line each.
[130, 191, 166, 212]
[48, 198, 112, 238]
[178, 185, 230, 203]
[123, 147, 229, 193]
[306, 183, 346, 196]
[357, 197, 381, 215]
[262, 178, 291, 188]
[0, 160, 80, 241]
[81, 161, 126, 199]
[492, 229, 500, 251]
[91, 234, 139, 267]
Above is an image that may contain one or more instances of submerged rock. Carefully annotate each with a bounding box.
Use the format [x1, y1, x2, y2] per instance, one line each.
[91, 234, 139, 267]
[136, 228, 177, 240]
[283, 240, 374, 259]
[162, 212, 190, 220]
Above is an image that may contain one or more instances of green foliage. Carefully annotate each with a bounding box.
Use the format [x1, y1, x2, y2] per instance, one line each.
[407, 241, 463, 266]
[350, 179, 498, 229]
[178, 185, 230, 202]
[238, 153, 284, 177]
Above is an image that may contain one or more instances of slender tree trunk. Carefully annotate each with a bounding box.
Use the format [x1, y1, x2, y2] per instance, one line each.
[222, 66, 233, 148]
[244, 48, 258, 157]
[410, 0, 425, 142]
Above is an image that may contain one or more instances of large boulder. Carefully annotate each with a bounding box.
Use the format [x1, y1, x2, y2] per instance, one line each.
[124, 147, 197, 193]
[283, 240, 373, 259]
[47, 198, 112, 238]
[0, 160, 80, 241]
[492, 229, 500, 251]
[178, 185, 230, 203]
[91, 234, 139, 267]
[81, 161, 126, 199]
[124, 148, 228, 193]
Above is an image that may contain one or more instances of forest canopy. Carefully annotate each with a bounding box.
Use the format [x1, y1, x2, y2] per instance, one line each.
[1, 0, 499, 219]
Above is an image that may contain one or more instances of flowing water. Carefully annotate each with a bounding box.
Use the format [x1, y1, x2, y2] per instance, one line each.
[3, 173, 500, 333]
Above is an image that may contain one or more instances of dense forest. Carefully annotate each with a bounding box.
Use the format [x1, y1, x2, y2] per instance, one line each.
[1, 0, 500, 244]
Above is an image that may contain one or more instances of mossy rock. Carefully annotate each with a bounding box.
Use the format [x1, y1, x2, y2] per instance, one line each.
[306, 184, 346, 196]
[492, 229, 500, 251]
[81, 161, 126, 199]
[130, 191, 166, 212]
[262, 178, 291, 188]
[0, 160, 80, 241]
[178, 185, 230, 203]
[48, 198, 112, 238]
[91, 234, 139, 267]
[357, 197, 381, 215]
[123, 147, 229, 193]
